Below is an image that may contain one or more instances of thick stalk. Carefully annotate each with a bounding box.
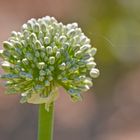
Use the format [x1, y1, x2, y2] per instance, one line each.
[38, 103, 54, 140]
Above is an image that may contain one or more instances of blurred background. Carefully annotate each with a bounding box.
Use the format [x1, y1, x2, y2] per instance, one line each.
[0, 0, 140, 140]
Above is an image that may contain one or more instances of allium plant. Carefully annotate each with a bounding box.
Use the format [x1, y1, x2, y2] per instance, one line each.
[0, 16, 99, 140]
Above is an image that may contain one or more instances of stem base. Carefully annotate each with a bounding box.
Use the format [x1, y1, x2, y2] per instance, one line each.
[38, 103, 54, 140]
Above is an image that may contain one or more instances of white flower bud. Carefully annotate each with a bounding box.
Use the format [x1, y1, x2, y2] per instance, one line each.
[29, 33, 37, 44]
[38, 31, 44, 40]
[14, 42, 22, 48]
[85, 57, 94, 62]
[22, 58, 29, 65]
[89, 48, 97, 56]
[79, 75, 86, 80]
[80, 35, 87, 44]
[41, 23, 47, 32]
[23, 30, 30, 38]
[83, 78, 93, 87]
[27, 21, 33, 30]
[22, 24, 28, 30]
[52, 46, 58, 53]
[37, 62, 45, 69]
[35, 40, 42, 49]
[55, 51, 60, 58]
[0, 50, 4, 58]
[1, 61, 11, 71]
[71, 23, 78, 29]
[44, 37, 51, 45]
[74, 50, 80, 56]
[33, 23, 40, 32]
[90, 68, 100, 78]
[11, 31, 18, 37]
[79, 85, 90, 92]
[67, 29, 75, 36]
[44, 16, 51, 23]
[58, 63, 66, 70]
[49, 57, 55, 65]
[3, 41, 13, 49]
[46, 46, 53, 54]
[59, 35, 67, 43]
[80, 44, 91, 52]
[86, 62, 96, 69]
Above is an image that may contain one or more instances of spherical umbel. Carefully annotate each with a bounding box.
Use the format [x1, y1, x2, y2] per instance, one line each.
[0, 16, 99, 110]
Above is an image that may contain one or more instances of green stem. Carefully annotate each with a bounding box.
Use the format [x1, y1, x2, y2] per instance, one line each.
[38, 103, 54, 140]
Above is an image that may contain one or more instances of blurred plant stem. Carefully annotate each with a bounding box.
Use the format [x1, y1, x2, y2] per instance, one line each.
[38, 103, 54, 140]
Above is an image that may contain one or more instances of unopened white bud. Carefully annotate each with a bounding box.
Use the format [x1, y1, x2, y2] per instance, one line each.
[44, 37, 50, 45]
[86, 62, 96, 69]
[58, 63, 66, 70]
[49, 57, 55, 65]
[46, 46, 53, 54]
[38, 62, 45, 69]
[90, 68, 100, 78]
[33, 23, 40, 32]
[3, 41, 13, 49]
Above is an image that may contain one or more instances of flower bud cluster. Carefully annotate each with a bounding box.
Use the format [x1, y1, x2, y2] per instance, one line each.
[0, 16, 99, 110]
